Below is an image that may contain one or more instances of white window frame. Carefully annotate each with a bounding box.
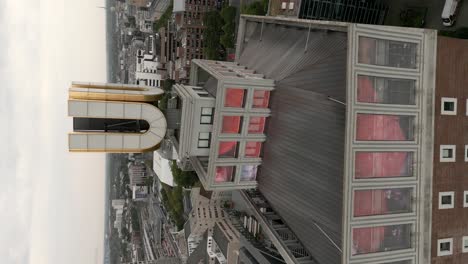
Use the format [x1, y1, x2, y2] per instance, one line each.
[437, 238, 453, 256]
[439, 191, 455, 209]
[466, 99, 468, 116]
[281, 2, 287, 9]
[289, 2, 294, 9]
[441, 97, 457, 115]
[464, 191, 468, 208]
[463, 236, 468, 253]
[465, 145, 468, 162]
[440, 145, 456, 162]
[198, 132, 211, 148]
[200, 107, 214, 125]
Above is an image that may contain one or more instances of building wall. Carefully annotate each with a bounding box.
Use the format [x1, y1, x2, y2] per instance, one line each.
[190, 60, 274, 190]
[342, 24, 437, 264]
[174, 84, 216, 160]
[431, 37, 468, 264]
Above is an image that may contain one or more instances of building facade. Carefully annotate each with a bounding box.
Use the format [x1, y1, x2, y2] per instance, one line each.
[67, 82, 167, 153]
[173, 59, 274, 190]
[431, 37, 468, 264]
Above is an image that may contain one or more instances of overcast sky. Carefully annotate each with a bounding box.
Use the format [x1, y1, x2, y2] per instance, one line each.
[1, 0, 108, 263]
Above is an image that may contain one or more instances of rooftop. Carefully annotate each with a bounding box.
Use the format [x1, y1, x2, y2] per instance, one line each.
[237, 15, 347, 264]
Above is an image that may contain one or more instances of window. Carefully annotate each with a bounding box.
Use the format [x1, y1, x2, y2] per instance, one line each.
[215, 166, 235, 183]
[198, 132, 211, 148]
[441, 97, 457, 115]
[245, 142, 262, 158]
[465, 145, 468, 162]
[357, 75, 416, 105]
[355, 151, 414, 179]
[464, 191, 468, 208]
[248, 116, 266, 134]
[200, 107, 214, 124]
[224, 88, 245, 108]
[352, 224, 412, 255]
[356, 114, 415, 141]
[288, 2, 294, 9]
[463, 236, 468, 253]
[218, 142, 238, 158]
[281, 1, 287, 9]
[240, 165, 258, 181]
[437, 238, 453, 256]
[439, 191, 454, 209]
[221, 116, 242, 134]
[353, 188, 413, 217]
[252, 90, 270, 108]
[358, 37, 418, 69]
[440, 145, 456, 162]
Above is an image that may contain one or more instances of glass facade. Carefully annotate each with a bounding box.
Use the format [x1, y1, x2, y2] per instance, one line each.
[354, 188, 413, 217]
[352, 224, 412, 255]
[245, 142, 262, 158]
[240, 165, 258, 181]
[248, 117, 266, 134]
[356, 114, 415, 141]
[357, 75, 416, 105]
[215, 166, 235, 183]
[355, 151, 414, 179]
[252, 90, 270, 108]
[224, 88, 245, 108]
[358, 37, 418, 69]
[221, 116, 242, 134]
[218, 141, 238, 158]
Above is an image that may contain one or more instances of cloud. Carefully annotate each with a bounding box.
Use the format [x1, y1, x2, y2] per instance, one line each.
[0, 0, 41, 263]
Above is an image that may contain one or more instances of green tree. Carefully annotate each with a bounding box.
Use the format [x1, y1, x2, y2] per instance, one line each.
[170, 160, 199, 187]
[127, 16, 136, 27]
[154, 4, 173, 32]
[241, 0, 268, 15]
[440, 27, 468, 39]
[131, 207, 140, 231]
[162, 79, 175, 91]
[203, 11, 225, 60]
[220, 6, 237, 49]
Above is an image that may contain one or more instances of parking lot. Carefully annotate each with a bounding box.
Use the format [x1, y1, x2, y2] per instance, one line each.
[383, 0, 468, 30]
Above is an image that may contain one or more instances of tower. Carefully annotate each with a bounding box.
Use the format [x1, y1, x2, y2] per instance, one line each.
[67, 82, 167, 153]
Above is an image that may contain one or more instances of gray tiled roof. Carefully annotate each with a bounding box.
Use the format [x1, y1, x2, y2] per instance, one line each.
[213, 223, 229, 258]
[238, 19, 347, 264]
[186, 231, 208, 264]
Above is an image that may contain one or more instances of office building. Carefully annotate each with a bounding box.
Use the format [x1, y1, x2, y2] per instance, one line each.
[185, 187, 230, 255]
[173, 60, 273, 190]
[67, 82, 167, 153]
[430, 37, 468, 263]
[129, 162, 149, 186]
[169, 14, 441, 264]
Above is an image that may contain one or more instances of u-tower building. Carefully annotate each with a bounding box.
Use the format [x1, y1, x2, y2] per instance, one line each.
[68, 15, 468, 264]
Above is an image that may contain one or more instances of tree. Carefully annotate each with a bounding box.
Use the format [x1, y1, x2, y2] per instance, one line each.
[154, 4, 173, 32]
[241, 0, 268, 15]
[440, 27, 468, 39]
[131, 207, 140, 231]
[220, 6, 237, 49]
[170, 160, 199, 187]
[162, 79, 175, 91]
[203, 11, 225, 60]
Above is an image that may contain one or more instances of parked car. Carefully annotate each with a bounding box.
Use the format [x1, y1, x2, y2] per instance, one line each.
[442, 0, 461, 27]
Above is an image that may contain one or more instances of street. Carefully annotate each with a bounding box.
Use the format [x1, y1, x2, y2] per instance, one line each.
[383, 0, 468, 30]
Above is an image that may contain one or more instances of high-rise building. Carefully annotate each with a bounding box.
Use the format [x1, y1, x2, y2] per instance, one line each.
[67, 82, 167, 153]
[167, 14, 468, 264]
[129, 162, 149, 186]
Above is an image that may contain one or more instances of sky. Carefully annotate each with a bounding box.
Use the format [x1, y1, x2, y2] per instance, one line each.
[1, 0, 108, 263]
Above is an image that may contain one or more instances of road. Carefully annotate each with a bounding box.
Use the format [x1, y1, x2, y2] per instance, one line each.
[383, 0, 468, 30]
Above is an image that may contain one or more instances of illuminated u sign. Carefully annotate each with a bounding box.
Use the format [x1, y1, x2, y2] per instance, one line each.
[67, 82, 167, 153]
